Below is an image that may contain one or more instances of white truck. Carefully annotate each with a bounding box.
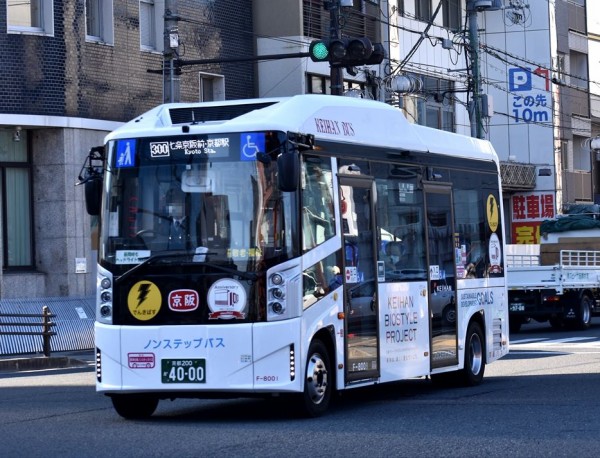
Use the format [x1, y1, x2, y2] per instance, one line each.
[506, 225, 600, 332]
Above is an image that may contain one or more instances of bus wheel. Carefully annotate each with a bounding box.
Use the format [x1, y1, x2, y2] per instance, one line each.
[300, 339, 332, 417]
[461, 321, 485, 386]
[575, 294, 592, 330]
[111, 394, 158, 419]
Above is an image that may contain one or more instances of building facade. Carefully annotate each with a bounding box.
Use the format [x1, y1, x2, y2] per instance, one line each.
[0, 0, 254, 300]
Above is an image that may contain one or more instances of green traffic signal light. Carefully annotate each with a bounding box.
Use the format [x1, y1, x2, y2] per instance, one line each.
[309, 40, 329, 62]
[308, 38, 385, 66]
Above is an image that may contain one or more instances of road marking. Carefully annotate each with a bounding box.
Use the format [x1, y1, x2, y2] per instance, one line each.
[509, 336, 600, 354]
[510, 338, 550, 344]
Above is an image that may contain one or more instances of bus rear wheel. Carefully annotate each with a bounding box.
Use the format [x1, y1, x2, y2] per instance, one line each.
[460, 321, 485, 386]
[299, 339, 332, 417]
[111, 394, 159, 419]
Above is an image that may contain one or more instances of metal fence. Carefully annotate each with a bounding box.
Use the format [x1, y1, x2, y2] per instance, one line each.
[0, 297, 95, 356]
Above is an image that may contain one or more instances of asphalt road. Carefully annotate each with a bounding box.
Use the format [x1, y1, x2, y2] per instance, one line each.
[1, 320, 600, 457]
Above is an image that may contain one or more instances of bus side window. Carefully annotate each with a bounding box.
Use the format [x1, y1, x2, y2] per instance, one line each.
[302, 158, 335, 252]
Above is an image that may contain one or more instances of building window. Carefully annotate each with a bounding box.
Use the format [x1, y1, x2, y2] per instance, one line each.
[306, 74, 370, 97]
[415, 0, 431, 21]
[0, 130, 33, 268]
[572, 135, 591, 171]
[403, 74, 455, 132]
[442, 0, 461, 30]
[140, 0, 164, 52]
[7, 0, 54, 35]
[396, 1, 404, 15]
[86, 0, 114, 44]
[199, 73, 225, 102]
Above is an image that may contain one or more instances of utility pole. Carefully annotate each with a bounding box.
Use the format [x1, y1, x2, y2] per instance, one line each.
[164, 0, 180, 103]
[324, 1, 344, 96]
[466, 1, 483, 139]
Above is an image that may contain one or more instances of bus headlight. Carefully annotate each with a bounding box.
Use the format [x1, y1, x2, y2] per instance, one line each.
[270, 273, 284, 285]
[97, 265, 114, 325]
[270, 302, 285, 314]
[271, 287, 285, 300]
[266, 264, 301, 322]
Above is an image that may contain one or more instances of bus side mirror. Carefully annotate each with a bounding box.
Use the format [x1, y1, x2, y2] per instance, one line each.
[76, 146, 105, 216]
[277, 153, 299, 192]
[85, 177, 103, 216]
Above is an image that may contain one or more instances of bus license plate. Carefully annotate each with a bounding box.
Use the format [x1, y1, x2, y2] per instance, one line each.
[161, 359, 206, 384]
[510, 304, 525, 312]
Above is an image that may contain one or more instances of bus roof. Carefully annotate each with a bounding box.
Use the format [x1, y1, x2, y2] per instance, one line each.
[105, 94, 498, 163]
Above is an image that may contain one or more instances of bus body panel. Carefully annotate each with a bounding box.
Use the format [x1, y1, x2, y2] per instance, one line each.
[97, 323, 256, 392]
[378, 281, 431, 383]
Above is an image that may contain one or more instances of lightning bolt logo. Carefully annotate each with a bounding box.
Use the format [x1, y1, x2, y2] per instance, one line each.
[128, 280, 162, 321]
[137, 283, 151, 307]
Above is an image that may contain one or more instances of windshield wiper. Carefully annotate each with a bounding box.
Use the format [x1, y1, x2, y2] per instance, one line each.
[115, 251, 258, 284]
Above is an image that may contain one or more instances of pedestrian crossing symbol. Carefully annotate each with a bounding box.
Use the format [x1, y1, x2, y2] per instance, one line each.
[116, 139, 137, 168]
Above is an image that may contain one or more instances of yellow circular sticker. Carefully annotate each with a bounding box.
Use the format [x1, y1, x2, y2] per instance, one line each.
[128, 281, 162, 321]
[486, 194, 499, 233]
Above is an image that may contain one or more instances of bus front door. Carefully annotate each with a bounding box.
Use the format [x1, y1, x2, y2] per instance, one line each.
[424, 184, 458, 369]
[339, 174, 380, 382]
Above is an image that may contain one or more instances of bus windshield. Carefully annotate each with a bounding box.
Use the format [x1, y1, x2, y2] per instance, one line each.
[99, 131, 296, 274]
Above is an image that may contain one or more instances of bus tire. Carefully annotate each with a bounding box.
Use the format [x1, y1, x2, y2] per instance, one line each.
[111, 394, 159, 419]
[575, 294, 592, 330]
[299, 339, 332, 417]
[460, 321, 485, 386]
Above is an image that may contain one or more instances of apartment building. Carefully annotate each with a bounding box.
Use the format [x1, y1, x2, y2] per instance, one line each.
[0, 0, 254, 300]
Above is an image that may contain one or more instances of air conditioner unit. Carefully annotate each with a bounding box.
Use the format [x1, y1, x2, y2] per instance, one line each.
[468, 0, 504, 11]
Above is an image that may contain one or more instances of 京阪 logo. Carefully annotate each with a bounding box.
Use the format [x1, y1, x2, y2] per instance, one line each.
[168, 289, 199, 312]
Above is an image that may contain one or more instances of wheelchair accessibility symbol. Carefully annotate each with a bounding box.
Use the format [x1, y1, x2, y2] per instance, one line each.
[240, 133, 265, 161]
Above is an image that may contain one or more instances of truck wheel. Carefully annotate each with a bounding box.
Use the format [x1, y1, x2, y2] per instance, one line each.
[460, 321, 486, 386]
[111, 394, 158, 419]
[298, 339, 332, 417]
[575, 294, 592, 330]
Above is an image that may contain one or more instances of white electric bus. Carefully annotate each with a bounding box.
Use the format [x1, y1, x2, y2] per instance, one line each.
[80, 94, 509, 419]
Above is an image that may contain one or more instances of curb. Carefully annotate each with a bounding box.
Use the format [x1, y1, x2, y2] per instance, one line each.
[0, 356, 90, 373]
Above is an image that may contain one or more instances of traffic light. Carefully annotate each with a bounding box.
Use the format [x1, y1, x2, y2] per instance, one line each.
[308, 37, 385, 67]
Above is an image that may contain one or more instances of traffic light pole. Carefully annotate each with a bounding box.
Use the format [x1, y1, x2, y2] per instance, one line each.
[325, 1, 344, 96]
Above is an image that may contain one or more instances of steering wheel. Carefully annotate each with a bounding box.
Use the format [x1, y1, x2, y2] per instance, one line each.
[135, 229, 156, 248]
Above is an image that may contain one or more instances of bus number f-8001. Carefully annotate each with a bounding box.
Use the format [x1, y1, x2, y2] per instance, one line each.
[161, 359, 206, 383]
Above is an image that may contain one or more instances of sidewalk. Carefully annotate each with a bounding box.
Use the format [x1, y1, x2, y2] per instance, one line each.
[0, 349, 95, 373]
